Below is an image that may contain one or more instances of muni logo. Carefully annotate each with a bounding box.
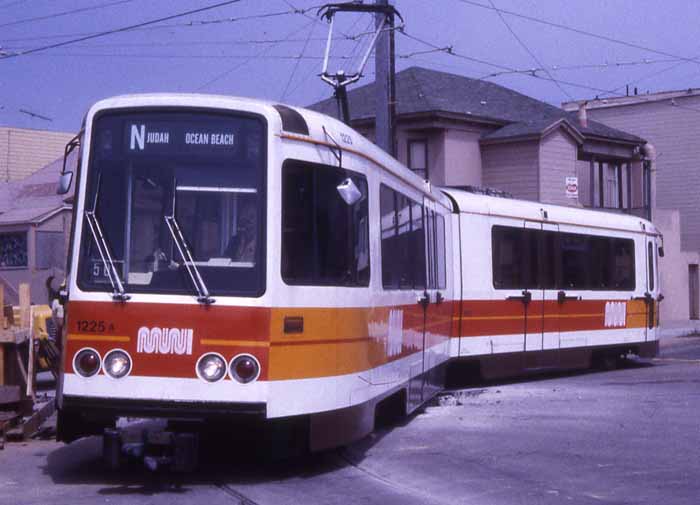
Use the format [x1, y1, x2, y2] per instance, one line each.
[137, 327, 193, 355]
[604, 302, 627, 328]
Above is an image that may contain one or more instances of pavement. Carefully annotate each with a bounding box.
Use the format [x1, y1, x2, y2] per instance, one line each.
[1, 335, 699, 505]
[659, 318, 700, 339]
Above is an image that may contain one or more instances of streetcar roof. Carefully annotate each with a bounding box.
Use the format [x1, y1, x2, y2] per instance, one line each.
[441, 187, 659, 236]
[86, 93, 453, 209]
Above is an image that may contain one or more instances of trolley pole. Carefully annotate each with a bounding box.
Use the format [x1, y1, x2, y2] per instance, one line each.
[374, 0, 396, 157]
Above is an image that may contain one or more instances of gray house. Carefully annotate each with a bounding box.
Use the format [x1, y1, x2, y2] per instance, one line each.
[311, 66, 694, 325]
[564, 90, 700, 321]
[0, 154, 75, 305]
[311, 66, 651, 217]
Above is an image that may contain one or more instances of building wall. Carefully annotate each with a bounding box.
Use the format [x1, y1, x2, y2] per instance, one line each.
[481, 140, 540, 200]
[585, 96, 700, 253]
[654, 209, 700, 321]
[0, 127, 74, 182]
[439, 128, 485, 187]
[538, 130, 579, 206]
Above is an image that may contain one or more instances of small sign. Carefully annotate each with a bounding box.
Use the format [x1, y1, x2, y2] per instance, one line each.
[565, 176, 579, 199]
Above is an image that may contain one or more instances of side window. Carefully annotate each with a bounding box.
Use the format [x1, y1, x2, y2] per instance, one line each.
[410, 200, 426, 289]
[436, 213, 447, 289]
[281, 160, 369, 286]
[380, 185, 398, 288]
[589, 236, 612, 289]
[613, 239, 635, 290]
[380, 184, 426, 290]
[647, 241, 655, 291]
[540, 231, 558, 289]
[492, 226, 525, 289]
[561, 233, 590, 289]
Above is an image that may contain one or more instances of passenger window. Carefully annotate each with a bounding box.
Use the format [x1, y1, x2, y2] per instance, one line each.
[380, 184, 426, 290]
[282, 160, 369, 286]
[648, 241, 655, 291]
[436, 213, 447, 289]
[493, 226, 635, 291]
[561, 233, 590, 289]
[613, 239, 635, 290]
[540, 231, 558, 289]
[492, 226, 526, 289]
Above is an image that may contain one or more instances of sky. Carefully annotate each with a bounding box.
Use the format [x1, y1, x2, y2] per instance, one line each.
[3, 0, 700, 133]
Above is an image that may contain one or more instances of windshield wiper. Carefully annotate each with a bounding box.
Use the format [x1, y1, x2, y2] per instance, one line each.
[85, 173, 130, 302]
[164, 205, 215, 305]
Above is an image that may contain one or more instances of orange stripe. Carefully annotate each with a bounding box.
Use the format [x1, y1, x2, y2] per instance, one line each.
[271, 337, 372, 347]
[201, 339, 269, 348]
[68, 334, 130, 342]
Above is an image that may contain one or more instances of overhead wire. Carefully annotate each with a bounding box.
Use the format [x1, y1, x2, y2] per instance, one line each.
[0, 0, 26, 9]
[280, 17, 318, 101]
[0, 0, 137, 29]
[486, 0, 572, 100]
[1, 0, 247, 60]
[399, 29, 623, 97]
[455, 0, 700, 68]
[196, 17, 318, 91]
[0, 0, 258, 61]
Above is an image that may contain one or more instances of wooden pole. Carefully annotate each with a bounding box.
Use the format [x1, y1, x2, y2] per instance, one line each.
[26, 306, 34, 399]
[19, 283, 30, 329]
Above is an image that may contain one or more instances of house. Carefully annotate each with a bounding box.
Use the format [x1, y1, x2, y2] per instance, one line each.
[563, 91, 700, 322]
[310, 66, 651, 218]
[310, 66, 694, 325]
[0, 152, 76, 305]
[0, 126, 74, 182]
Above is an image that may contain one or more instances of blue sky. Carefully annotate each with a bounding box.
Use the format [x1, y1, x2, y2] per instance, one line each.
[3, 0, 700, 132]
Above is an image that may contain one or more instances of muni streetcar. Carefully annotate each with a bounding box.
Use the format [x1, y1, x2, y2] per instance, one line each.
[55, 93, 662, 461]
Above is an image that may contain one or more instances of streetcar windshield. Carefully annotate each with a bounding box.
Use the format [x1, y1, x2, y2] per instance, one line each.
[77, 110, 266, 297]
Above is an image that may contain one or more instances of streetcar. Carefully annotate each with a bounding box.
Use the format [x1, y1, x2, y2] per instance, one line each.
[55, 94, 661, 459]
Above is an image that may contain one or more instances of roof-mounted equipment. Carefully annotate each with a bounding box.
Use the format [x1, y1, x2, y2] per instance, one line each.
[317, 2, 403, 125]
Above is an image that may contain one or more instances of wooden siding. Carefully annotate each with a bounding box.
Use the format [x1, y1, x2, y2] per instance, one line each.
[481, 140, 539, 201]
[539, 129, 579, 206]
[0, 127, 74, 182]
[586, 96, 700, 252]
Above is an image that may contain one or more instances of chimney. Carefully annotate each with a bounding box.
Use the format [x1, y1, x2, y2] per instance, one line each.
[577, 101, 588, 128]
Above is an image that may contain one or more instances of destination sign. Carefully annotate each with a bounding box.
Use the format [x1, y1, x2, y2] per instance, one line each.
[124, 121, 237, 155]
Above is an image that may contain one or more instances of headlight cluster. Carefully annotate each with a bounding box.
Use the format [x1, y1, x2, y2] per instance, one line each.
[73, 348, 132, 379]
[72, 348, 260, 384]
[197, 353, 260, 384]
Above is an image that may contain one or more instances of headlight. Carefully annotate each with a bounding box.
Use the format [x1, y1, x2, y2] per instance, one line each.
[196, 353, 227, 382]
[103, 349, 131, 379]
[74, 348, 101, 377]
[229, 354, 260, 384]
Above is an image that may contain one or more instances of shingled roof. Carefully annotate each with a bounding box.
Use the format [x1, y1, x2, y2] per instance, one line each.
[309, 66, 644, 144]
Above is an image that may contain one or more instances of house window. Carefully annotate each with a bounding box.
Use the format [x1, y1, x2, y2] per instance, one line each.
[0, 232, 28, 268]
[408, 139, 428, 180]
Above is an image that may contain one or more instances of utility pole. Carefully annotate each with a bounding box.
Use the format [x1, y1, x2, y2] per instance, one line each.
[374, 0, 396, 157]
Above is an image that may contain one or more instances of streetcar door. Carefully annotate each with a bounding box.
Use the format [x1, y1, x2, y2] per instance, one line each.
[402, 196, 427, 412]
[490, 222, 531, 377]
[534, 222, 561, 369]
[645, 237, 659, 341]
[421, 200, 450, 403]
[522, 221, 544, 369]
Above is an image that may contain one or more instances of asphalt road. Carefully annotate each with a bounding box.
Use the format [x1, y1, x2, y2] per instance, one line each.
[2, 337, 699, 505]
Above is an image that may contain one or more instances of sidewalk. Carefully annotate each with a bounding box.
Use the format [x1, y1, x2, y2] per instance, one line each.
[660, 319, 700, 339]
